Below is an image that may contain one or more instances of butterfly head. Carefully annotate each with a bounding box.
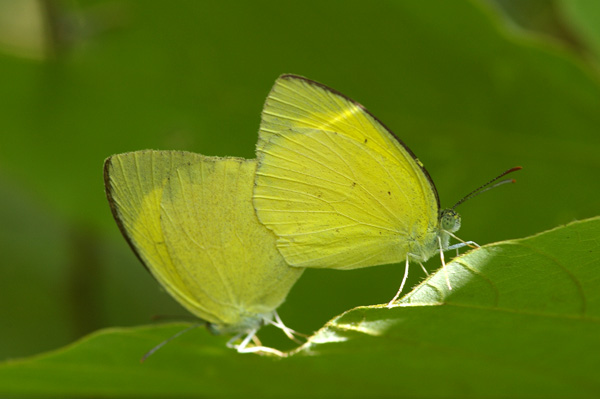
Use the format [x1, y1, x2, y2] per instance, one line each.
[440, 208, 461, 233]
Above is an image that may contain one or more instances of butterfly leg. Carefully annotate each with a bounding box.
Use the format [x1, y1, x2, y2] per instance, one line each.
[226, 332, 245, 349]
[229, 328, 287, 357]
[438, 236, 452, 290]
[447, 241, 479, 251]
[268, 311, 306, 342]
[386, 256, 410, 308]
[446, 229, 480, 250]
[237, 345, 287, 357]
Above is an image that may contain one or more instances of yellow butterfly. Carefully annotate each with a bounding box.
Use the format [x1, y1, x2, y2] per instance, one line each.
[104, 150, 303, 355]
[253, 75, 519, 305]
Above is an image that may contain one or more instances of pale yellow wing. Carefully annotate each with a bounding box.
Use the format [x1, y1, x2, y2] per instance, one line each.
[104, 150, 206, 317]
[104, 151, 303, 331]
[160, 156, 303, 330]
[254, 75, 440, 269]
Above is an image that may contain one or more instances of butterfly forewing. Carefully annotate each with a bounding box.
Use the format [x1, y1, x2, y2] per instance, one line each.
[105, 150, 209, 317]
[254, 75, 439, 270]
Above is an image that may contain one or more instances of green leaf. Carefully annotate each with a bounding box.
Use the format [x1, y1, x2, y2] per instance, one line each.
[2, 1, 600, 393]
[2, 217, 598, 398]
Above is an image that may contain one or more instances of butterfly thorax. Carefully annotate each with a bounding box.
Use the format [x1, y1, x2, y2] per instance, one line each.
[408, 209, 461, 263]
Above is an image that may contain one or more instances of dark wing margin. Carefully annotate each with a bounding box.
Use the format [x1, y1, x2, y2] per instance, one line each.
[103, 155, 151, 273]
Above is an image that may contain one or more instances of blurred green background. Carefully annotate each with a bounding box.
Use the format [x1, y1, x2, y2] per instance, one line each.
[0, 0, 599, 360]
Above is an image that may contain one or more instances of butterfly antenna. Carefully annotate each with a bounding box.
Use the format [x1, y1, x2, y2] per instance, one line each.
[452, 166, 522, 210]
[140, 323, 202, 363]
